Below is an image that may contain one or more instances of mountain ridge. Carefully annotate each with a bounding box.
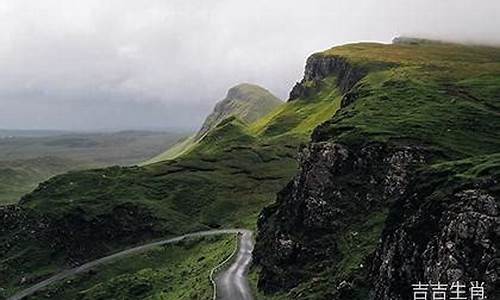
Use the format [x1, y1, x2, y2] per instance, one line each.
[145, 83, 282, 164]
[1, 40, 499, 299]
[0, 76, 333, 297]
[196, 83, 283, 139]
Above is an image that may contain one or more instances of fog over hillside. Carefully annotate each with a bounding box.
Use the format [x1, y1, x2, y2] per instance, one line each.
[1, 0, 499, 130]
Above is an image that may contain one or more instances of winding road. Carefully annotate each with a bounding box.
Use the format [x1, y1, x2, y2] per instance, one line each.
[7, 229, 254, 300]
[215, 230, 254, 300]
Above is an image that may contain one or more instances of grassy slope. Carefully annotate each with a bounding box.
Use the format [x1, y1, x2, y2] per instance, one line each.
[7, 40, 498, 299]
[146, 83, 282, 164]
[142, 135, 198, 165]
[0, 157, 81, 204]
[204, 83, 283, 128]
[256, 41, 500, 298]
[20, 235, 235, 300]
[0, 131, 187, 204]
[315, 42, 500, 158]
[1, 80, 342, 297]
[22, 90, 341, 228]
[249, 77, 341, 137]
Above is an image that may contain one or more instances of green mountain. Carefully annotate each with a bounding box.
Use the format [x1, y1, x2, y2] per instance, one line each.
[0, 80, 334, 298]
[253, 40, 500, 299]
[1, 39, 499, 299]
[196, 83, 283, 139]
[145, 83, 282, 164]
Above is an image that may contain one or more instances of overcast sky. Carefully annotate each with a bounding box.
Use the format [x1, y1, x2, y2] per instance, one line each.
[0, 0, 499, 131]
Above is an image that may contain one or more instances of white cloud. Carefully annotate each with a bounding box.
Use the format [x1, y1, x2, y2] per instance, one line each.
[0, 0, 498, 130]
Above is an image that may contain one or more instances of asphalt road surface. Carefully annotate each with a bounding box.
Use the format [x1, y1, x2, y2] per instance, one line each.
[215, 230, 254, 300]
[7, 228, 251, 300]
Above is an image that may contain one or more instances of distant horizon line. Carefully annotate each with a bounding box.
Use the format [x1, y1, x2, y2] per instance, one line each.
[0, 127, 195, 133]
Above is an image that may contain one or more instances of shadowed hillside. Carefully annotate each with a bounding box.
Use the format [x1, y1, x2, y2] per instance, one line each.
[0, 79, 337, 298]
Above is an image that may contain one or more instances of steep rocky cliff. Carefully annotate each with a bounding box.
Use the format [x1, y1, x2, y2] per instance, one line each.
[288, 54, 367, 101]
[371, 162, 499, 299]
[255, 142, 429, 295]
[254, 41, 500, 299]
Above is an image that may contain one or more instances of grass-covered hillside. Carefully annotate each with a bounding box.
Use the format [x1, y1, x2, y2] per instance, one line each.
[3, 39, 499, 299]
[146, 83, 283, 164]
[313, 41, 500, 156]
[0, 157, 79, 205]
[22, 235, 235, 300]
[196, 83, 283, 138]
[253, 39, 500, 299]
[0, 79, 343, 297]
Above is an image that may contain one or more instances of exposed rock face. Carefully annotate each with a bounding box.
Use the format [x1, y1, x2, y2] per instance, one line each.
[255, 136, 500, 299]
[371, 177, 499, 299]
[289, 54, 366, 100]
[254, 140, 429, 295]
[256, 43, 500, 299]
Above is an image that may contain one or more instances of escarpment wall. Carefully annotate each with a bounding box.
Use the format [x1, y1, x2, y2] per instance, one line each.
[289, 54, 367, 101]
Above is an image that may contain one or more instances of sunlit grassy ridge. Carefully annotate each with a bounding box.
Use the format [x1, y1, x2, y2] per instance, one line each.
[143, 135, 198, 165]
[326, 41, 500, 68]
[203, 83, 283, 128]
[145, 83, 282, 164]
[249, 77, 341, 137]
[315, 41, 500, 158]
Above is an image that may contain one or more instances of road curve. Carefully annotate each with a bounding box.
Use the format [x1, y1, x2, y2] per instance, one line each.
[215, 230, 254, 300]
[7, 228, 248, 300]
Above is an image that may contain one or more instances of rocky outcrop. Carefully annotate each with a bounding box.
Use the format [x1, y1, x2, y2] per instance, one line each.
[289, 55, 367, 101]
[254, 141, 429, 295]
[255, 40, 500, 299]
[254, 137, 500, 299]
[371, 174, 499, 299]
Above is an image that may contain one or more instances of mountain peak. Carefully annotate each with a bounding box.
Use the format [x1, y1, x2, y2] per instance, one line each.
[226, 83, 277, 101]
[145, 83, 282, 163]
[195, 83, 282, 139]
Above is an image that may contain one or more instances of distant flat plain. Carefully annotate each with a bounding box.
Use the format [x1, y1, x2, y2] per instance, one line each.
[0, 129, 190, 204]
